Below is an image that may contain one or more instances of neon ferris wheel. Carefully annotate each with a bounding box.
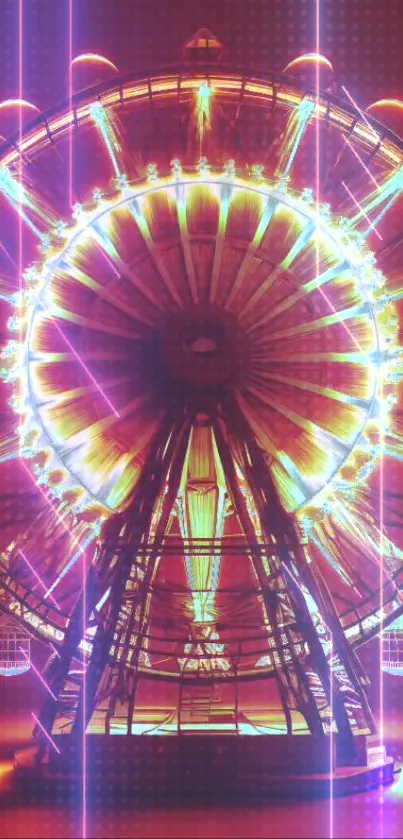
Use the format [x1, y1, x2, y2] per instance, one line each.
[1, 30, 403, 787]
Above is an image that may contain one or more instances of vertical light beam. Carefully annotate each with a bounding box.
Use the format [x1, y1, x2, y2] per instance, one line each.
[379, 372, 385, 839]
[18, 0, 24, 460]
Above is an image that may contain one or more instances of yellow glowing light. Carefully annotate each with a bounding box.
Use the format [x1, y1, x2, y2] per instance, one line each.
[71, 53, 119, 74]
[283, 53, 334, 76]
[0, 73, 402, 178]
[367, 99, 403, 113]
[0, 98, 39, 113]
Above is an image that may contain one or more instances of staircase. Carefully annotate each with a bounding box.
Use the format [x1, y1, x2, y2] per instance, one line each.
[178, 684, 238, 733]
[179, 685, 213, 727]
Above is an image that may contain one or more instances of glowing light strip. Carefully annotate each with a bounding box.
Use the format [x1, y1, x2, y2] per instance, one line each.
[281, 99, 315, 179]
[19, 646, 57, 699]
[176, 181, 198, 303]
[1, 74, 402, 172]
[0, 450, 19, 465]
[18, 0, 23, 462]
[280, 220, 315, 270]
[82, 507, 87, 839]
[0, 166, 53, 237]
[341, 181, 383, 240]
[317, 20, 334, 801]
[0, 98, 39, 113]
[330, 498, 399, 592]
[226, 196, 277, 309]
[71, 53, 118, 74]
[252, 262, 346, 325]
[341, 85, 380, 143]
[342, 134, 381, 189]
[68, 0, 73, 211]
[369, 98, 403, 112]
[349, 167, 403, 229]
[90, 102, 121, 178]
[31, 712, 60, 753]
[247, 266, 371, 362]
[310, 533, 353, 587]
[94, 238, 120, 278]
[0, 239, 18, 270]
[19, 547, 60, 609]
[44, 529, 96, 598]
[36, 297, 121, 417]
[329, 631, 334, 839]
[315, 13, 321, 494]
[283, 53, 334, 75]
[369, 191, 402, 234]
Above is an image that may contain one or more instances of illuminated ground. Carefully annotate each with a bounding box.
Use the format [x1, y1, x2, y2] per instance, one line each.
[0, 747, 402, 839]
[0, 703, 402, 839]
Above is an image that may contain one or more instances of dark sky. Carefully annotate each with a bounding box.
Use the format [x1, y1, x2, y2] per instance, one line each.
[0, 0, 403, 112]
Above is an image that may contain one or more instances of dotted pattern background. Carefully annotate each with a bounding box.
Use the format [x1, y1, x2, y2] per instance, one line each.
[0, 0, 402, 108]
[0, 2, 403, 837]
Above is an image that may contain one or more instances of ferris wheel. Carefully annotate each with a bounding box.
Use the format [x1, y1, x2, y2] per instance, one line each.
[0, 30, 403, 780]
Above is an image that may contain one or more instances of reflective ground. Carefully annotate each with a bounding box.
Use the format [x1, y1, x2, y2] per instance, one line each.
[1, 711, 403, 838]
[1, 770, 403, 839]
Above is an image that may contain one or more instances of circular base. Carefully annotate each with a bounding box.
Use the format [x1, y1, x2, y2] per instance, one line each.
[13, 736, 397, 801]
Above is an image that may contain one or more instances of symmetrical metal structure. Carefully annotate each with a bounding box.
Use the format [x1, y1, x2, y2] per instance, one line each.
[0, 33, 403, 779]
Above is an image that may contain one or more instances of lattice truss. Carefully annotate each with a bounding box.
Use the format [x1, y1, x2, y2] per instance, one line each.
[0, 43, 403, 743]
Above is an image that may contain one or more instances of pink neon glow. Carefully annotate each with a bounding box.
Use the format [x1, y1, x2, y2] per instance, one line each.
[19, 646, 57, 700]
[82, 496, 87, 839]
[341, 180, 383, 240]
[31, 712, 61, 754]
[68, 0, 73, 211]
[0, 239, 18, 269]
[19, 547, 60, 609]
[315, 0, 321, 303]
[341, 85, 380, 142]
[50, 642, 60, 658]
[47, 313, 120, 417]
[378, 375, 385, 836]
[342, 133, 381, 189]
[329, 634, 334, 839]
[95, 240, 121, 278]
[315, 7, 334, 832]
[73, 17, 88, 839]
[18, 0, 23, 461]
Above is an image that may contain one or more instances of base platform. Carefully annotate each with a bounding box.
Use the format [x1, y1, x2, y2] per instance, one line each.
[12, 734, 397, 800]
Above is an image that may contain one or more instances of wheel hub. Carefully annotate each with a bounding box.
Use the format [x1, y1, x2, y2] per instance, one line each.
[162, 306, 250, 387]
